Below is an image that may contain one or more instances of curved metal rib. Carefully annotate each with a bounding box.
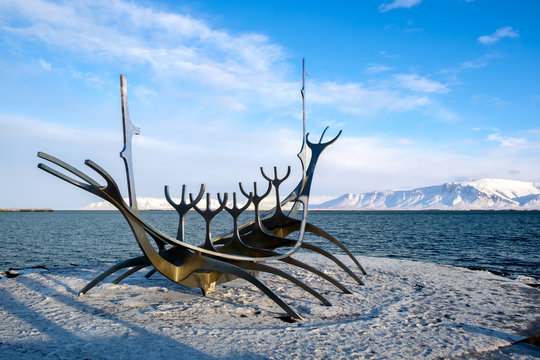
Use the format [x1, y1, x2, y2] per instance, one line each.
[260, 166, 291, 221]
[208, 159, 362, 290]
[215, 228, 351, 294]
[239, 180, 272, 234]
[305, 223, 367, 275]
[281, 256, 351, 294]
[222, 192, 254, 249]
[261, 216, 367, 276]
[79, 256, 149, 295]
[191, 192, 228, 250]
[236, 261, 331, 306]
[241, 232, 364, 285]
[199, 257, 302, 320]
[145, 268, 158, 278]
[165, 184, 205, 241]
[217, 125, 365, 285]
[112, 264, 149, 285]
[292, 242, 364, 285]
[208, 182, 350, 298]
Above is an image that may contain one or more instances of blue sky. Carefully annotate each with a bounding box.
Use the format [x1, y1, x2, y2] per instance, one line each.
[0, 0, 539, 209]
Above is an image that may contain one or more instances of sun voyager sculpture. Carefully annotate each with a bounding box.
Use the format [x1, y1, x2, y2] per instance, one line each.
[37, 61, 366, 320]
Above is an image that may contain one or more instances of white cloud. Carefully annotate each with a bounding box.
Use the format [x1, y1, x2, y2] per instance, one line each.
[133, 86, 158, 105]
[453, 54, 498, 71]
[4, 111, 539, 208]
[378, 50, 399, 59]
[396, 138, 415, 145]
[309, 81, 430, 116]
[365, 63, 392, 74]
[439, 53, 501, 86]
[384, 23, 423, 33]
[379, 0, 422, 13]
[0, 113, 117, 146]
[460, 58, 488, 70]
[423, 104, 457, 121]
[471, 94, 510, 107]
[212, 96, 247, 112]
[486, 133, 527, 148]
[0, 0, 459, 122]
[394, 74, 449, 93]
[0, 110, 303, 204]
[313, 135, 540, 195]
[38, 59, 51, 71]
[478, 26, 519, 45]
[0, 0, 285, 93]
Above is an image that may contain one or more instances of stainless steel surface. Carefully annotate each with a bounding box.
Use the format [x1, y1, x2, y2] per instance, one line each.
[37, 152, 302, 319]
[37, 66, 366, 319]
[119, 75, 140, 210]
[165, 184, 205, 241]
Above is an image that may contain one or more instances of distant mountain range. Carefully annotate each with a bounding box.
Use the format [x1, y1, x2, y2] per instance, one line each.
[313, 179, 540, 210]
[82, 179, 540, 211]
[82, 196, 277, 211]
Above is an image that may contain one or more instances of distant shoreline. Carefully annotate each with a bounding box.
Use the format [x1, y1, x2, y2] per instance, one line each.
[4, 208, 540, 212]
[77, 208, 540, 212]
[0, 209, 53, 212]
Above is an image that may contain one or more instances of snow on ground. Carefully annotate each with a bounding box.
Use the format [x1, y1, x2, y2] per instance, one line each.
[0, 255, 538, 359]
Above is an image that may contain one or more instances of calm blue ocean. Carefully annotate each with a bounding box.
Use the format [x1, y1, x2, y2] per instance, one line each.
[1, 210, 539, 280]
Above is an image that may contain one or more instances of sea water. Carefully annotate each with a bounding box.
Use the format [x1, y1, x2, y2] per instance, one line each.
[0, 210, 538, 280]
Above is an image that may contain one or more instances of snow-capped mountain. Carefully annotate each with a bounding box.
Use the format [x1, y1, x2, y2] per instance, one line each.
[314, 179, 540, 210]
[81, 196, 278, 210]
[82, 197, 178, 210]
[81, 179, 540, 211]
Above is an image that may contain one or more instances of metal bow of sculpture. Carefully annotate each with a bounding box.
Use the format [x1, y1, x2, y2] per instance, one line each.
[208, 59, 367, 281]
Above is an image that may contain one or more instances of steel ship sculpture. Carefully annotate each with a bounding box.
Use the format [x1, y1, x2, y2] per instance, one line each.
[37, 61, 366, 320]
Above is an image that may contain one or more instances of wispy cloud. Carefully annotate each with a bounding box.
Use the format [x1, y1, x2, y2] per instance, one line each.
[439, 53, 501, 85]
[0, 113, 118, 147]
[486, 133, 527, 147]
[471, 94, 510, 106]
[460, 58, 489, 70]
[365, 63, 392, 74]
[316, 134, 540, 194]
[396, 138, 415, 145]
[478, 26, 519, 45]
[379, 0, 422, 13]
[309, 81, 430, 116]
[0, 0, 456, 121]
[378, 50, 399, 59]
[393, 74, 449, 93]
[0, 0, 286, 92]
[384, 21, 423, 33]
[423, 103, 457, 122]
[38, 59, 51, 71]
[132, 85, 158, 105]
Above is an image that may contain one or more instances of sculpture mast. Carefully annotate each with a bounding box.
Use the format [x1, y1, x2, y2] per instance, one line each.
[301, 58, 306, 140]
[119, 75, 141, 212]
